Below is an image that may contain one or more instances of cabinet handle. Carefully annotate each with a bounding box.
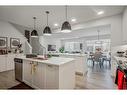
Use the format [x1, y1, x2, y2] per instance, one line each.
[31, 63, 33, 74]
[31, 62, 34, 75]
[31, 62, 38, 74]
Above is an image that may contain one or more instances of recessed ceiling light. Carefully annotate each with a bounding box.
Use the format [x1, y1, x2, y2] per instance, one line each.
[97, 11, 104, 15]
[71, 18, 76, 22]
[54, 23, 58, 27]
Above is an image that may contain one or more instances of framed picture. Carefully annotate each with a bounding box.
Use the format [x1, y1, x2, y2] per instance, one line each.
[0, 37, 7, 49]
[10, 38, 20, 49]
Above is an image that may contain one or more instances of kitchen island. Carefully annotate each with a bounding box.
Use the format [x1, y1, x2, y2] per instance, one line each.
[15, 56, 75, 89]
[50, 53, 88, 75]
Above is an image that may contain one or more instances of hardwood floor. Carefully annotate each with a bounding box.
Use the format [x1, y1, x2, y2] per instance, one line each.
[0, 61, 117, 89]
[0, 70, 20, 89]
[76, 69, 117, 89]
[75, 60, 117, 89]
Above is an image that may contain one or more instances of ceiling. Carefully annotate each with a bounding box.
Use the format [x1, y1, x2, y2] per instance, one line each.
[0, 6, 125, 32]
[44, 25, 111, 40]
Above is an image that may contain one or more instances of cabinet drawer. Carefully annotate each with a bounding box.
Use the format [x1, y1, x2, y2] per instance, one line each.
[47, 65, 58, 70]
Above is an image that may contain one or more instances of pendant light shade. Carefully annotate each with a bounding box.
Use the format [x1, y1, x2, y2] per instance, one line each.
[61, 21, 71, 33]
[31, 29, 38, 37]
[31, 17, 38, 37]
[43, 11, 52, 36]
[43, 26, 52, 36]
[61, 6, 71, 33]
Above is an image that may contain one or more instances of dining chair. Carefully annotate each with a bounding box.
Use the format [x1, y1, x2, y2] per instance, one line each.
[93, 53, 102, 68]
[102, 53, 111, 68]
[102, 56, 111, 68]
[87, 52, 94, 67]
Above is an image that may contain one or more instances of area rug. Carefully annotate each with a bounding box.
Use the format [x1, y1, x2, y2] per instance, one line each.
[8, 82, 34, 89]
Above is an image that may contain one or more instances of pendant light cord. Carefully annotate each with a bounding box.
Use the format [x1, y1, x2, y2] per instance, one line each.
[47, 12, 48, 26]
[46, 11, 49, 26]
[98, 30, 100, 41]
[65, 5, 67, 21]
[33, 17, 36, 29]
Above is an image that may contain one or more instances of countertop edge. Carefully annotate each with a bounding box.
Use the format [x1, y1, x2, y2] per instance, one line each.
[15, 56, 75, 66]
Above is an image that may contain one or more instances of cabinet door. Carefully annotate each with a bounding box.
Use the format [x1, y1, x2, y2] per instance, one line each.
[45, 64, 59, 89]
[75, 56, 87, 73]
[23, 60, 32, 87]
[0, 55, 7, 72]
[32, 62, 46, 89]
[6, 54, 15, 71]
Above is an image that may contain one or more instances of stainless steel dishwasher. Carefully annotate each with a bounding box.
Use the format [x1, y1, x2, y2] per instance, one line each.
[14, 58, 23, 82]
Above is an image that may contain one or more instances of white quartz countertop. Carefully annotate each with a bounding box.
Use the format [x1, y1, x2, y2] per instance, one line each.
[50, 53, 87, 57]
[15, 56, 75, 66]
[113, 56, 127, 70]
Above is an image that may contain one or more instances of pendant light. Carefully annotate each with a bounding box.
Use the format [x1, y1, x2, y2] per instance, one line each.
[61, 5, 71, 33]
[43, 11, 52, 36]
[31, 17, 38, 37]
[95, 30, 103, 44]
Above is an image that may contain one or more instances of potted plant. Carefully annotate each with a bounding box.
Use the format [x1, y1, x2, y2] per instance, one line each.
[59, 47, 64, 53]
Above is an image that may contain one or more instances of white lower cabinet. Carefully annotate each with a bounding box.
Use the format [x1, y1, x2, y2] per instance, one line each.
[59, 55, 88, 74]
[0, 54, 23, 72]
[45, 64, 59, 89]
[0, 55, 7, 72]
[23, 60, 33, 87]
[23, 61, 46, 89]
[22, 59, 75, 89]
[6, 54, 15, 71]
[23, 60, 59, 89]
[32, 62, 45, 89]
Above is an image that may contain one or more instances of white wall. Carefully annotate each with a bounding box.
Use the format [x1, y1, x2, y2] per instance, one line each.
[122, 7, 127, 44]
[39, 36, 61, 52]
[111, 7, 127, 56]
[10, 22, 33, 36]
[0, 20, 27, 51]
